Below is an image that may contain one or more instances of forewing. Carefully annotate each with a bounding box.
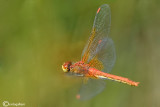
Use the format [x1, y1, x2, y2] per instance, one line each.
[77, 78, 106, 100]
[82, 4, 111, 63]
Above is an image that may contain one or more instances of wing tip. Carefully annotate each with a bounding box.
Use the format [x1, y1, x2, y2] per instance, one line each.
[97, 4, 110, 13]
[101, 4, 110, 8]
[97, 8, 101, 13]
[76, 94, 81, 100]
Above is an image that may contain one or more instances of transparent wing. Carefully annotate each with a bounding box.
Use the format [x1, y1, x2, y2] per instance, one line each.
[89, 37, 116, 73]
[76, 79, 106, 100]
[81, 4, 116, 73]
[77, 38, 116, 100]
[82, 4, 111, 63]
[77, 4, 116, 100]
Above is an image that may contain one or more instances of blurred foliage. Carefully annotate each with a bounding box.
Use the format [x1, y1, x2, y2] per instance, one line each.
[0, 0, 160, 107]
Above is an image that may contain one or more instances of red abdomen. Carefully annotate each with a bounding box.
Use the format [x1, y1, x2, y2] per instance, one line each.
[89, 68, 139, 86]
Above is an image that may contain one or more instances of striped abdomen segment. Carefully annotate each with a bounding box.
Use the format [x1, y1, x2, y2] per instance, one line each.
[89, 68, 139, 86]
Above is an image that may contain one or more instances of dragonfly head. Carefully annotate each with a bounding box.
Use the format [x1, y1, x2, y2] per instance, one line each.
[62, 62, 72, 72]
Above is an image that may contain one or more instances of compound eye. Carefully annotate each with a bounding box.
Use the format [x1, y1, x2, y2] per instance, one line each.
[62, 62, 71, 72]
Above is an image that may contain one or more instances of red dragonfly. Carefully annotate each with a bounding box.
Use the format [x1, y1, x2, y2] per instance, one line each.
[62, 4, 139, 100]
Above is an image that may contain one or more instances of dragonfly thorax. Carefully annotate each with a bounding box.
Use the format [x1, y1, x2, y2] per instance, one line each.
[69, 61, 90, 75]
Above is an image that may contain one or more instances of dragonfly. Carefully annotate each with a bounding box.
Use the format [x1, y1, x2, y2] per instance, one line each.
[62, 4, 139, 100]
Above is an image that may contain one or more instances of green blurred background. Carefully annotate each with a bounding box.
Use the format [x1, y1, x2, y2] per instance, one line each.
[0, 0, 160, 107]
